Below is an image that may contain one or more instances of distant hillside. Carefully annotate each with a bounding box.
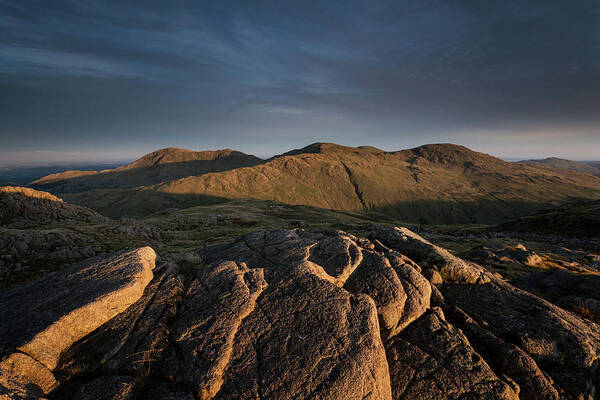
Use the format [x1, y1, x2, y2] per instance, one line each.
[0, 163, 125, 186]
[148, 143, 600, 224]
[30, 148, 263, 192]
[498, 200, 600, 237]
[519, 157, 600, 176]
[0, 186, 107, 226]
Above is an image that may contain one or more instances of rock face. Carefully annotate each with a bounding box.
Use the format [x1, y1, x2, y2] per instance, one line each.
[0, 186, 106, 227]
[159, 261, 268, 399]
[2, 226, 600, 400]
[0, 247, 155, 395]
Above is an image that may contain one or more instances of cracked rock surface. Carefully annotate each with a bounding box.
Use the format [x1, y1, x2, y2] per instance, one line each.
[1, 226, 599, 399]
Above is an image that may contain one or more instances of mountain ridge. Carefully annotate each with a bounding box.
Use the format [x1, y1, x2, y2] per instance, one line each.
[30, 147, 263, 192]
[151, 143, 600, 224]
[519, 157, 600, 176]
[32, 142, 600, 224]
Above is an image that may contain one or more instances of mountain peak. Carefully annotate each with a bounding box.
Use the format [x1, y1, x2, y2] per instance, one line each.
[123, 147, 249, 169]
[406, 143, 499, 165]
[278, 142, 383, 158]
[410, 143, 474, 154]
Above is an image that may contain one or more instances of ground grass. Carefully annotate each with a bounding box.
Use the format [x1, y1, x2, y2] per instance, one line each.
[145, 198, 410, 252]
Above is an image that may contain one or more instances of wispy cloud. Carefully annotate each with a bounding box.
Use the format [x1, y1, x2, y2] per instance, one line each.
[0, 0, 599, 161]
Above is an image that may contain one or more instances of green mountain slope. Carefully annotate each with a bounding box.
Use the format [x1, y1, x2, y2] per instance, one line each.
[150, 143, 600, 224]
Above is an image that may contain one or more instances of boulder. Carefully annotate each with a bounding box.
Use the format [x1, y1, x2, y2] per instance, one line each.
[343, 252, 432, 339]
[386, 254, 432, 332]
[344, 252, 408, 337]
[308, 233, 363, 285]
[56, 265, 184, 379]
[0, 247, 155, 393]
[445, 306, 560, 400]
[159, 257, 392, 400]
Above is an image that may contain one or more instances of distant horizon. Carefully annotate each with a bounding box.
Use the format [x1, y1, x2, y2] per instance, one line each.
[1, 141, 599, 169]
[2, 1, 600, 167]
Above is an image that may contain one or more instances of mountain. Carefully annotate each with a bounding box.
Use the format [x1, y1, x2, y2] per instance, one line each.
[33, 143, 600, 224]
[0, 163, 125, 186]
[519, 157, 600, 176]
[152, 143, 600, 224]
[30, 147, 263, 192]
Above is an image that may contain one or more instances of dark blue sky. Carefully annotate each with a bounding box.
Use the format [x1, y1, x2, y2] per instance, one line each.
[1, 0, 599, 165]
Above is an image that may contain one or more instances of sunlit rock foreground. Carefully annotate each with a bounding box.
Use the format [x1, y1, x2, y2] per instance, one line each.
[1, 227, 599, 400]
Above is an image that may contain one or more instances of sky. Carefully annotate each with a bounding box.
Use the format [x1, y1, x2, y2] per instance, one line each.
[1, 0, 599, 165]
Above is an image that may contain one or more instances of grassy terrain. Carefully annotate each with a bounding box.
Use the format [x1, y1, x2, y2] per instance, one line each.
[4, 193, 598, 291]
[145, 198, 408, 252]
[499, 200, 600, 237]
[62, 189, 227, 218]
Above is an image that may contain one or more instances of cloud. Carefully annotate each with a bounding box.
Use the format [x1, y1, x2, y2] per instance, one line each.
[0, 0, 599, 162]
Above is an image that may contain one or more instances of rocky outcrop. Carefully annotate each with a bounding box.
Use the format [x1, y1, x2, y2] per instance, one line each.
[0, 186, 106, 227]
[55, 264, 183, 379]
[465, 244, 543, 267]
[370, 226, 489, 283]
[0, 247, 155, 395]
[386, 307, 518, 399]
[0, 216, 161, 290]
[2, 226, 600, 399]
[187, 270, 391, 400]
[442, 276, 600, 399]
[159, 261, 267, 399]
[0, 230, 98, 285]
